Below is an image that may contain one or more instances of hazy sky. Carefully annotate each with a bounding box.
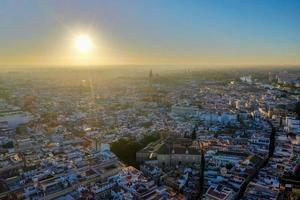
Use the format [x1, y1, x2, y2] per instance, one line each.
[1, 0, 300, 66]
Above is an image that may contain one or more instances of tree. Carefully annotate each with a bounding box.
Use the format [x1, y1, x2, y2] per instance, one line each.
[226, 162, 233, 170]
[2, 141, 14, 149]
[16, 124, 27, 135]
[295, 101, 300, 119]
[110, 138, 142, 167]
[139, 133, 160, 146]
[191, 128, 197, 140]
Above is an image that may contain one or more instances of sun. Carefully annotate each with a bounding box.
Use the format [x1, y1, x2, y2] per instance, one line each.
[74, 34, 93, 53]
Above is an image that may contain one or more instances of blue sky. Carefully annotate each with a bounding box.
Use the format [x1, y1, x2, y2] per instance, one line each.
[0, 0, 299, 65]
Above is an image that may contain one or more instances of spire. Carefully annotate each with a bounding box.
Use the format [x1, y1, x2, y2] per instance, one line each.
[149, 69, 153, 84]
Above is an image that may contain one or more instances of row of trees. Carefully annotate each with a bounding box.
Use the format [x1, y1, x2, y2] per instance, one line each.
[2, 141, 14, 149]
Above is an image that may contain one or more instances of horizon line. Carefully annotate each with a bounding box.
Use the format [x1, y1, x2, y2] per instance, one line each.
[0, 63, 300, 68]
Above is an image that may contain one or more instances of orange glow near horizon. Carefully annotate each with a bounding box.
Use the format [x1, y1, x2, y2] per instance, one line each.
[1, 1, 300, 67]
[0, 29, 300, 67]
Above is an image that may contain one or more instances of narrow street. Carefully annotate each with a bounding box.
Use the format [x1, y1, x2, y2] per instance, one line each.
[235, 119, 276, 200]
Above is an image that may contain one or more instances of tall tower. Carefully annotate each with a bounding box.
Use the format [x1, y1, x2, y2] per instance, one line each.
[95, 137, 101, 151]
[149, 69, 153, 85]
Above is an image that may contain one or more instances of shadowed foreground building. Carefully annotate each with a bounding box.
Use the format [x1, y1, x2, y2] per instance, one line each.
[136, 137, 201, 166]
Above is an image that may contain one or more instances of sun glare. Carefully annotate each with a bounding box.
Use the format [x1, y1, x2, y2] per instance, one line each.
[75, 34, 93, 53]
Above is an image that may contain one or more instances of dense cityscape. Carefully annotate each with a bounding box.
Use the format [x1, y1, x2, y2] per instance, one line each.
[1, 0, 300, 199]
[0, 67, 299, 200]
